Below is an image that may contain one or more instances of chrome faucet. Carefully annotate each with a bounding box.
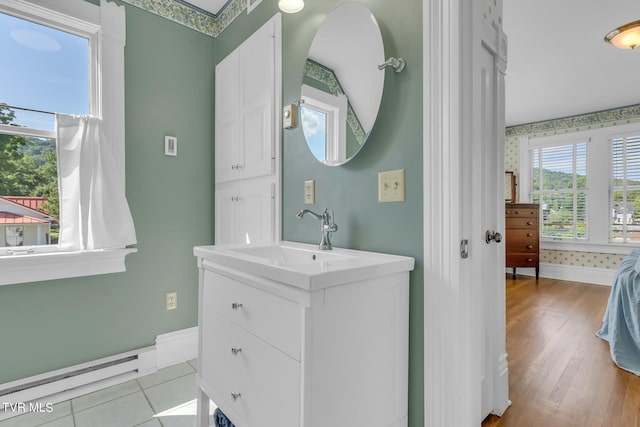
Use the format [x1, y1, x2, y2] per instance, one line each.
[296, 208, 338, 250]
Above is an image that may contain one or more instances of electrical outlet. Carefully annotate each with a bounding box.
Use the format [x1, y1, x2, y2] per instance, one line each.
[304, 180, 315, 204]
[378, 169, 406, 203]
[165, 292, 177, 311]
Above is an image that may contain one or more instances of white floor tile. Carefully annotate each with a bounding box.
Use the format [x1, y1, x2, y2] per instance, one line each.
[133, 419, 162, 426]
[71, 380, 141, 412]
[74, 391, 154, 427]
[137, 363, 195, 389]
[0, 402, 71, 427]
[143, 373, 198, 414]
[39, 415, 74, 427]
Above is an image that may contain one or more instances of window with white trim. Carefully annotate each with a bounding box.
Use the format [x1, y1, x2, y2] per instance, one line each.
[531, 141, 588, 240]
[521, 123, 640, 253]
[0, 0, 131, 286]
[611, 133, 640, 243]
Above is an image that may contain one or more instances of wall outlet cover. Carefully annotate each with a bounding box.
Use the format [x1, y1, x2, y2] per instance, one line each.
[166, 292, 177, 310]
[304, 180, 315, 204]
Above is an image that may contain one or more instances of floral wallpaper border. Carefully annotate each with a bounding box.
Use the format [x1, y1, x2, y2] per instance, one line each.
[506, 103, 640, 138]
[120, 0, 247, 38]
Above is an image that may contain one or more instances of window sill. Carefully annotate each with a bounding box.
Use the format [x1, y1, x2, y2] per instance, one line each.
[540, 240, 639, 255]
[0, 248, 137, 286]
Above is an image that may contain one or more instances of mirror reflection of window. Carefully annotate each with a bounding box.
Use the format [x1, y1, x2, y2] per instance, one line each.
[301, 84, 347, 165]
[301, 106, 328, 161]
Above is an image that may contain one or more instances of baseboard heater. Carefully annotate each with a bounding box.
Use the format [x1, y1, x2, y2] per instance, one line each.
[0, 346, 156, 421]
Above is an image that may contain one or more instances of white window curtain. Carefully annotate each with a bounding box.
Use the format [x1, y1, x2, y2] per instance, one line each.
[56, 113, 137, 251]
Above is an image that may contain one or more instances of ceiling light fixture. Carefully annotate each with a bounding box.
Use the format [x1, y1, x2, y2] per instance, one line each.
[605, 20, 640, 49]
[278, 0, 304, 14]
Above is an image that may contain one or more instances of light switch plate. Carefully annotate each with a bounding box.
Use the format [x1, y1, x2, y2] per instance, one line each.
[378, 169, 405, 203]
[304, 180, 315, 204]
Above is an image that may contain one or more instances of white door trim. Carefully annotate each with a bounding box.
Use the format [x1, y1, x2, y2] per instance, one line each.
[423, 0, 473, 426]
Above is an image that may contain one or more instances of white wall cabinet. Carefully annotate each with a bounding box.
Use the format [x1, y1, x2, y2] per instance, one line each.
[215, 180, 274, 245]
[195, 248, 412, 427]
[215, 18, 275, 184]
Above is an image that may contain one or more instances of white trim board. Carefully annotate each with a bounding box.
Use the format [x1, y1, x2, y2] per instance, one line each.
[509, 263, 616, 287]
[155, 326, 198, 369]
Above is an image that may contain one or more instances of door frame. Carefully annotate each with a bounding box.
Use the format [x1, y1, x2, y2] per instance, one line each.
[423, 1, 509, 425]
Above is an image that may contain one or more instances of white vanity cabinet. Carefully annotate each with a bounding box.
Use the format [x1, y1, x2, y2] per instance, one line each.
[194, 242, 414, 427]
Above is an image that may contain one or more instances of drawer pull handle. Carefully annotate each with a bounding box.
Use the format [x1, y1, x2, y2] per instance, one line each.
[231, 392, 242, 401]
[526, 221, 533, 225]
[527, 244, 533, 249]
[527, 258, 533, 263]
[527, 233, 533, 237]
[231, 347, 242, 355]
[514, 211, 519, 215]
[231, 301, 243, 310]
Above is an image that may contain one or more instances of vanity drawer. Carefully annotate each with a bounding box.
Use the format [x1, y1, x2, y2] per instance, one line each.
[204, 269, 301, 360]
[200, 313, 300, 426]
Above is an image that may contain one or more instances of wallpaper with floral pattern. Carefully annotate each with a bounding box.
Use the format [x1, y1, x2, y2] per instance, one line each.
[505, 104, 640, 269]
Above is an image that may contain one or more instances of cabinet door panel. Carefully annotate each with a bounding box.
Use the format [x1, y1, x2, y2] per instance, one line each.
[241, 181, 274, 246]
[215, 50, 241, 184]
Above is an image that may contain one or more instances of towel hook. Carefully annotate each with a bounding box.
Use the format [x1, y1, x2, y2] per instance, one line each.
[378, 57, 406, 73]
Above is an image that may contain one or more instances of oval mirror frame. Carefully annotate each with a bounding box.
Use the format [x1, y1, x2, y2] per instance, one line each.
[300, 2, 385, 166]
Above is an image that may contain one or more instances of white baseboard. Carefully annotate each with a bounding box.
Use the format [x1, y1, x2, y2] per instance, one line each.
[0, 326, 199, 421]
[155, 326, 198, 369]
[508, 263, 615, 286]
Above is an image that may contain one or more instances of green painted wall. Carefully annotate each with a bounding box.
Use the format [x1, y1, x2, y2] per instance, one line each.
[216, 2, 424, 425]
[1, 1, 424, 425]
[0, 4, 216, 383]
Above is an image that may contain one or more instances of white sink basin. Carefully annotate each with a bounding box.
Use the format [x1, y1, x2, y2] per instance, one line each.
[227, 244, 355, 265]
[193, 241, 414, 290]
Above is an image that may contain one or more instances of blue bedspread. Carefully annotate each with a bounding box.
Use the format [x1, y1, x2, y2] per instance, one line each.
[597, 248, 640, 375]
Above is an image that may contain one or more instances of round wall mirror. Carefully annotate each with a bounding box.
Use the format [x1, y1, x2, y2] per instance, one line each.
[300, 2, 385, 166]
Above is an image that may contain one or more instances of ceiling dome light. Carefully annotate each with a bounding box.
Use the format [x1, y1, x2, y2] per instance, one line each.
[278, 0, 304, 14]
[605, 20, 640, 49]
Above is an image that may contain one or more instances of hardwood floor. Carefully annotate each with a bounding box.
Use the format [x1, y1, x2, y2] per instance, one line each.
[482, 275, 640, 427]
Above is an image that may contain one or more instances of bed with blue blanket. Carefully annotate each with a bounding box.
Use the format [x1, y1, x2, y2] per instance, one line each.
[597, 248, 640, 375]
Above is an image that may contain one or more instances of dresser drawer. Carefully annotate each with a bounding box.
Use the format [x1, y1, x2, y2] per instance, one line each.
[506, 253, 538, 267]
[505, 207, 538, 218]
[506, 217, 538, 229]
[506, 228, 537, 240]
[204, 269, 301, 360]
[505, 240, 537, 253]
[200, 313, 300, 426]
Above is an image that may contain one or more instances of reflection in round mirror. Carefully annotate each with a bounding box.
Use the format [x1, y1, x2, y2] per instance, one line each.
[300, 2, 384, 166]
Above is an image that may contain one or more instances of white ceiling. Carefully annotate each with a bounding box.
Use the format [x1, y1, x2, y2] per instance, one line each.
[503, 0, 640, 127]
[187, 1, 640, 127]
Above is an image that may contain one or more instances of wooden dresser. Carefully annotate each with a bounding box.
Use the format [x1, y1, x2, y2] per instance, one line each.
[505, 203, 540, 280]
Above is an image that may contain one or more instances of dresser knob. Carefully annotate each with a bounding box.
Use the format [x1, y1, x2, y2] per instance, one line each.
[527, 233, 532, 237]
[527, 258, 533, 263]
[527, 244, 533, 249]
[526, 221, 533, 225]
[231, 392, 242, 401]
[231, 301, 243, 310]
[514, 211, 520, 215]
[231, 347, 242, 355]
